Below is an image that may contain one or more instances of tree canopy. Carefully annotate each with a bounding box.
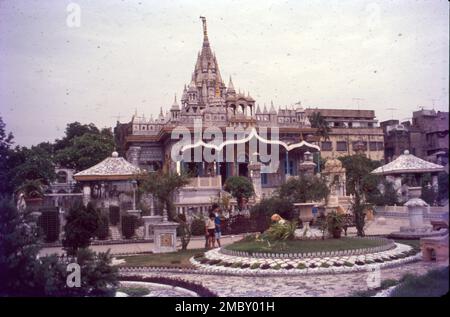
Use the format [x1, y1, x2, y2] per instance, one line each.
[223, 176, 255, 210]
[276, 174, 330, 203]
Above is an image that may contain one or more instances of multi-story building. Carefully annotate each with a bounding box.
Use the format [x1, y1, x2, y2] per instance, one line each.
[304, 108, 385, 161]
[380, 109, 448, 165]
[412, 109, 449, 164]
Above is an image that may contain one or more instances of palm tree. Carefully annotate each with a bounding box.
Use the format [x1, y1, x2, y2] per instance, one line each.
[308, 112, 331, 172]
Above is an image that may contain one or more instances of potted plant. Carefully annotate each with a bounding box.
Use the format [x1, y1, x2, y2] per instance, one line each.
[326, 210, 344, 239]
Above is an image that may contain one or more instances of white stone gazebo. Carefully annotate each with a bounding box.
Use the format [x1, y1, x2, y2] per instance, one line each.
[73, 151, 143, 209]
[371, 150, 444, 201]
[371, 150, 446, 238]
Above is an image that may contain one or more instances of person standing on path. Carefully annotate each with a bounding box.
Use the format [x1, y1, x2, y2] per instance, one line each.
[212, 204, 222, 247]
[205, 213, 216, 248]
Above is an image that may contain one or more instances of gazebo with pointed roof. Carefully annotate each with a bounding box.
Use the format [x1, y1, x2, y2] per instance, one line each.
[371, 150, 444, 176]
[74, 151, 142, 181]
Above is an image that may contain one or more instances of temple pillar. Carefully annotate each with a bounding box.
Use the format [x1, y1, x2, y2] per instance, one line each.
[82, 184, 91, 206]
[432, 174, 439, 193]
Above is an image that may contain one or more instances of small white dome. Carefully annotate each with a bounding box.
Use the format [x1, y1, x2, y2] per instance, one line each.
[112, 151, 119, 158]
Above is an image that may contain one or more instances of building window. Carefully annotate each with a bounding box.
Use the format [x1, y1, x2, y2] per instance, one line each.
[321, 141, 333, 151]
[369, 142, 377, 151]
[336, 141, 348, 151]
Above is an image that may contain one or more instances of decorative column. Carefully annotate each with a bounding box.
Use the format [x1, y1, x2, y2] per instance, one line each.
[82, 184, 91, 206]
[299, 151, 316, 177]
[248, 153, 262, 201]
[432, 174, 439, 194]
[152, 208, 179, 253]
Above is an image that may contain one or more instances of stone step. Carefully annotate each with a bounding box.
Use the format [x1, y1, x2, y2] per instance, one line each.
[110, 226, 122, 240]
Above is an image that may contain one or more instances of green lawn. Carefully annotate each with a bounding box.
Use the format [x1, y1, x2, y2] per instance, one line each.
[116, 248, 206, 268]
[225, 237, 389, 254]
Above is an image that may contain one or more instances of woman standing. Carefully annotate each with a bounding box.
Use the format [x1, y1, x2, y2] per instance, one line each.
[205, 213, 216, 248]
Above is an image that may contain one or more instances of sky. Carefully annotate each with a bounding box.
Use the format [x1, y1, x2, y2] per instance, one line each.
[0, 0, 448, 147]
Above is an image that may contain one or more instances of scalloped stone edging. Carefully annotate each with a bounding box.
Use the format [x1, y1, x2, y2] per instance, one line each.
[220, 237, 396, 259]
[189, 243, 421, 276]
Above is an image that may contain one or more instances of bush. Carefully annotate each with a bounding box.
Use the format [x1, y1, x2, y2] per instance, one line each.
[96, 214, 109, 240]
[121, 215, 137, 239]
[250, 197, 295, 232]
[63, 202, 101, 255]
[190, 217, 205, 236]
[222, 214, 253, 235]
[109, 205, 120, 226]
[261, 220, 297, 242]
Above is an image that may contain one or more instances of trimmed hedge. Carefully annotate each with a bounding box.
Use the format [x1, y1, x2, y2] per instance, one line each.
[109, 205, 120, 226]
[96, 214, 110, 240]
[121, 215, 137, 239]
[190, 217, 206, 236]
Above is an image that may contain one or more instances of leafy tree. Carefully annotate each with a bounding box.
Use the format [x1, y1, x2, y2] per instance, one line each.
[276, 175, 329, 203]
[62, 201, 101, 255]
[0, 198, 41, 296]
[0, 198, 118, 296]
[54, 122, 100, 151]
[0, 117, 14, 194]
[55, 129, 115, 171]
[139, 171, 191, 249]
[223, 176, 255, 211]
[309, 112, 331, 141]
[338, 154, 382, 236]
[309, 112, 331, 172]
[9, 145, 56, 189]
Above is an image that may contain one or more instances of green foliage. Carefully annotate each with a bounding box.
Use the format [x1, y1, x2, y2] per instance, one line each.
[54, 122, 100, 151]
[190, 216, 206, 236]
[309, 112, 331, 141]
[55, 129, 115, 171]
[261, 220, 297, 242]
[0, 117, 15, 194]
[9, 145, 56, 189]
[339, 155, 382, 236]
[62, 202, 101, 255]
[139, 171, 191, 249]
[0, 198, 118, 296]
[17, 179, 45, 199]
[96, 214, 110, 240]
[109, 205, 121, 226]
[250, 197, 295, 232]
[121, 215, 137, 239]
[276, 174, 330, 203]
[326, 210, 344, 239]
[74, 248, 118, 296]
[0, 198, 42, 296]
[223, 176, 255, 210]
[367, 179, 398, 206]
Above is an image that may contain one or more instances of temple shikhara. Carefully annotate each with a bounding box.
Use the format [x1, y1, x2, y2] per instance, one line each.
[115, 17, 362, 193]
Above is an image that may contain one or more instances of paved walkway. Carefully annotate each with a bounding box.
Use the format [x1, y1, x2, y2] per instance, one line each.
[122, 260, 448, 297]
[39, 234, 245, 256]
